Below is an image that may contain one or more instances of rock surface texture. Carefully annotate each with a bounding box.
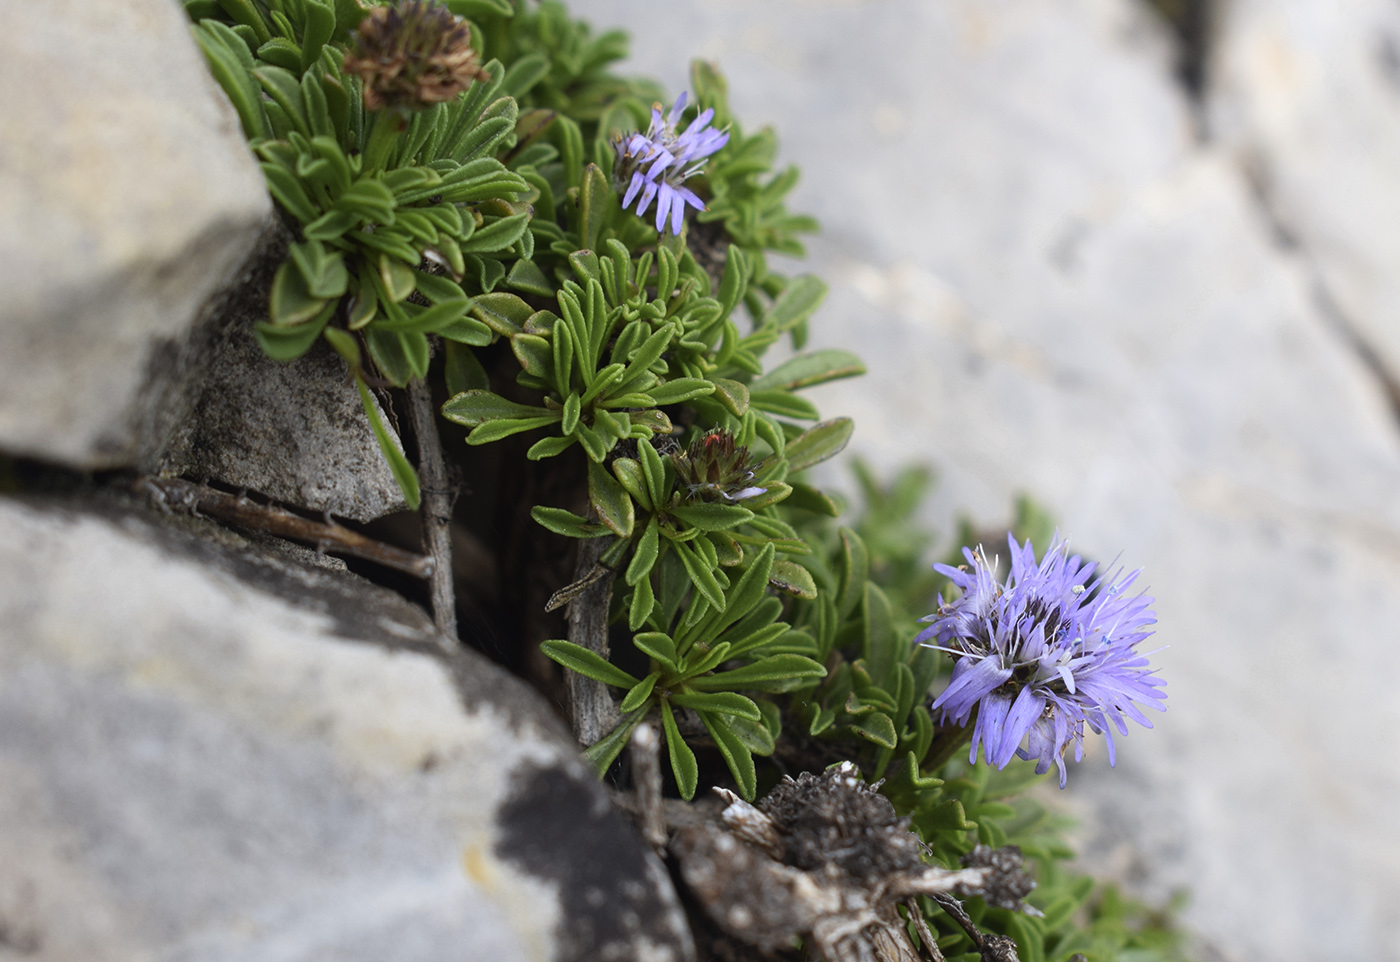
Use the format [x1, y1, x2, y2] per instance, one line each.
[160, 322, 410, 523]
[566, 1, 1400, 960]
[0, 0, 270, 468]
[1212, 0, 1400, 388]
[0, 497, 694, 962]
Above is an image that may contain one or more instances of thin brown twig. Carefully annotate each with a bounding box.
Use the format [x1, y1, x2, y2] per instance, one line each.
[407, 376, 457, 642]
[133, 476, 433, 579]
[565, 535, 619, 747]
[905, 897, 945, 962]
[931, 894, 1020, 962]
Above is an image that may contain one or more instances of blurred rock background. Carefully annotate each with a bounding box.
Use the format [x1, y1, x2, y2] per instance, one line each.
[565, 0, 1400, 960]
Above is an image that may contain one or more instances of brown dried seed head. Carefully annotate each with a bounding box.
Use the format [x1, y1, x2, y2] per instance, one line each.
[342, 1, 491, 112]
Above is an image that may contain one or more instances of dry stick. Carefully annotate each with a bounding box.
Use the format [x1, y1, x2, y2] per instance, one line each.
[905, 897, 946, 962]
[407, 377, 458, 642]
[565, 535, 619, 746]
[134, 476, 433, 579]
[931, 894, 1021, 962]
[630, 722, 667, 850]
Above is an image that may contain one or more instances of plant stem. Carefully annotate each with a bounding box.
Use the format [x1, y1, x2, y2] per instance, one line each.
[132, 476, 433, 578]
[407, 376, 457, 643]
[630, 722, 667, 849]
[361, 110, 403, 174]
[565, 535, 619, 746]
[923, 713, 977, 773]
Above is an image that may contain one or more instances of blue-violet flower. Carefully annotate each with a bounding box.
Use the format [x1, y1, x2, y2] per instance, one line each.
[613, 92, 728, 235]
[917, 536, 1165, 787]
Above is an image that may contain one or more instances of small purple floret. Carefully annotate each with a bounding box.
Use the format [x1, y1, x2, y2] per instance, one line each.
[918, 536, 1165, 788]
[613, 92, 729, 235]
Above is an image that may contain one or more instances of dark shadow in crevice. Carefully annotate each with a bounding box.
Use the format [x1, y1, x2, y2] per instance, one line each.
[1142, 0, 1214, 103]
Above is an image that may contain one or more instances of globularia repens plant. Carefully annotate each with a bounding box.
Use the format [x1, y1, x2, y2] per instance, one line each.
[188, 1, 1180, 958]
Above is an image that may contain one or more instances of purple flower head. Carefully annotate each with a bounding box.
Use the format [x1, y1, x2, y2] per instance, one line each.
[917, 536, 1165, 788]
[613, 92, 729, 235]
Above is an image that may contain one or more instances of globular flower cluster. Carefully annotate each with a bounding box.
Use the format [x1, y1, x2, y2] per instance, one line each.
[613, 92, 729, 235]
[918, 536, 1165, 788]
[343, 1, 490, 112]
[670, 430, 767, 503]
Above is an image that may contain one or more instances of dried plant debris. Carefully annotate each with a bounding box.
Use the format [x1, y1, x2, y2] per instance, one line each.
[672, 763, 1034, 962]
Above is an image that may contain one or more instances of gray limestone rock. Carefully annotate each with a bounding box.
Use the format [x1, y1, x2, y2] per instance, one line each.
[160, 320, 410, 523]
[0, 495, 694, 962]
[0, 0, 271, 469]
[568, 1, 1400, 960]
[1211, 0, 1400, 389]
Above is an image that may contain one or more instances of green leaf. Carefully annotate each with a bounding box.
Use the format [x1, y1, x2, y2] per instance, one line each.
[647, 378, 715, 405]
[269, 260, 329, 326]
[629, 573, 655, 630]
[670, 691, 760, 721]
[193, 23, 267, 139]
[444, 342, 488, 397]
[850, 711, 898, 749]
[356, 377, 419, 509]
[612, 458, 652, 512]
[467, 416, 561, 444]
[749, 389, 820, 420]
[698, 710, 756, 800]
[255, 37, 302, 73]
[443, 0, 513, 16]
[583, 709, 647, 775]
[782, 482, 841, 516]
[506, 258, 555, 297]
[669, 503, 754, 531]
[259, 162, 318, 222]
[633, 631, 678, 671]
[620, 671, 660, 713]
[626, 516, 660, 586]
[460, 212, 531, 254]
[674, 540, 725, 609]
[468, 292, 532, 336]
[710, 378, 750, 417]
[299, 0, 336, 70]
[578, 162, 610, 251]
[530, 505, 611, 539]
[761, 274, 827, 330]
[661, 702, 700, 800]
[379, 255, 417, 302]
[769, 560, 817, 600]
[502, 52, 550, 97]
[441, 390, 554, 427]
[589, 459, 634, 538]
[717, 243, 751, 316]
[253, 65, 309, 136]
[253, 312, 329, 361]
[637, 438, 669, 511]
[863, 582, 899, 689]
[726, 714, 777, 756]
[785, 418, 854, 472]
[837, 527, 869, 619]
[540, 639, 640, 689]
[511, 333, 552, 379]
[321, 326, 360, 368]
[750, 349, 865, 392]
[690, 654, 827, 693]
[527, 434, 578, 460]
[915, 799, 976, 834]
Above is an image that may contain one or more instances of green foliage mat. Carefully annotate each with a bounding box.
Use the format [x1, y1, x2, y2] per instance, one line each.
[185, 1, 1188, 958]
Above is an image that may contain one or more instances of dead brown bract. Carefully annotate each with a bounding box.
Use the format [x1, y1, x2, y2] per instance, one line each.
[342, 1, 490, 113]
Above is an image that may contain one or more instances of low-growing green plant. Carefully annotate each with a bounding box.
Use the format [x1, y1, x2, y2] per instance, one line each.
[187, 1, 1182, 958]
